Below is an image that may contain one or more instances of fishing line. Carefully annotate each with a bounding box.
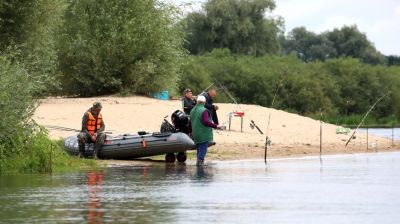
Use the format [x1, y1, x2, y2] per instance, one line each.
[345, 92, 388, 146]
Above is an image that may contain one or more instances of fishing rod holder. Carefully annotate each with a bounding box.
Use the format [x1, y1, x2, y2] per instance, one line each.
[228, 111, 245, 132]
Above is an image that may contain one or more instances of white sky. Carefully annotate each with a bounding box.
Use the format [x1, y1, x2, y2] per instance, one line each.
[169, 0, 400, 55]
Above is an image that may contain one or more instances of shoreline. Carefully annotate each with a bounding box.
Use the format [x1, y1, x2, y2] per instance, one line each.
[33, 95, 400, 165]
[98, 149, 400, 167]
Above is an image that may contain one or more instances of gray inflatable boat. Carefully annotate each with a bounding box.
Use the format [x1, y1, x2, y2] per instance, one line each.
[64, 132, 198, 162]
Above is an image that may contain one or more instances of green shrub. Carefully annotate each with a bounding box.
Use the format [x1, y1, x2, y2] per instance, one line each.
[58, 0, 185, 96]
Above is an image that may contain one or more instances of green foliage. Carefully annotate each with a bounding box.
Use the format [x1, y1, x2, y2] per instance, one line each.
[180, 49, 400, 120]
[0, 54, 94, 174]
[281, 26, 386, 65]
[58, 0, 185, 96]
[387, 55, 400, 66]
[182, 0, 283, 56]
[281, 27, 337, 62]
[326, 26, 386, 65]
[0, 54, 37, 149]
[0, 128, 97, 174]
[0, 0, 64, 95]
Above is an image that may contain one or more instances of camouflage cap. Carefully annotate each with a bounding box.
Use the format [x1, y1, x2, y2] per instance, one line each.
[93, 101, 102, 109]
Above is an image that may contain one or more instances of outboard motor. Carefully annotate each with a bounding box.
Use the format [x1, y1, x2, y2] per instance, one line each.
[171, 110, 191, 134]
[160, 110, 191, 136]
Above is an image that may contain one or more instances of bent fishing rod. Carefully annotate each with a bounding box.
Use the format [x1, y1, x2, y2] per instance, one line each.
[345, 93, 388, 146]
[265, 78, 285, 163]
[214, 79, 265, 135]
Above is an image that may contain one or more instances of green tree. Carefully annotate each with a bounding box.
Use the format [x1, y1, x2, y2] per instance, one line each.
[182, 0, 283, 56]
[58, 0, 185, 96]
[0, 54, 37, 153]
[386, 55, 400, 66]
[281, 27, 336, 62]
[326, 25, 386, 65]
[0, 0, 64, 95]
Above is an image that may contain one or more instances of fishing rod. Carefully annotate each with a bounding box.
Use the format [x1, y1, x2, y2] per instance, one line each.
[214, 79, 240, 106]
[200, 83, 215, 95]
[214, 79, 265, 135]
[265, 78, 285, 164]
[44, 125, 113, 134]
[44, 125, 81, 132]
[345, 93, 388, 146]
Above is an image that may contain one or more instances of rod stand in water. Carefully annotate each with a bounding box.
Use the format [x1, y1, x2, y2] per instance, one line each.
[265, 78, 285, 164]
[345, 93, 388, 146]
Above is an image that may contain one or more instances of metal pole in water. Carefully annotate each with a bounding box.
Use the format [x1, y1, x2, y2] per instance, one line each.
[319, 108, 322, 157]
[392, 123, 394, 146]
[367, 127, 369, 151]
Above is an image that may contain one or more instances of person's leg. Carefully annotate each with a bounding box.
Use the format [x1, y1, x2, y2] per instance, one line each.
[77, 132, 90, 158]
[196, 142, 208, 166]
[93, 132, 106, 159]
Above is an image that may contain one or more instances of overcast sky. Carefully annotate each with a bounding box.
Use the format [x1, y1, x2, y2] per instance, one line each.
[170, 0, 400, 56]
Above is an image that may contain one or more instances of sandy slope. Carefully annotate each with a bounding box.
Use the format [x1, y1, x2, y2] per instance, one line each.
[33, 96, 398, 159]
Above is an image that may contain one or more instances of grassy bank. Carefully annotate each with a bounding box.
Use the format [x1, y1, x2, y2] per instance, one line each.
[0, 129, 98, 174]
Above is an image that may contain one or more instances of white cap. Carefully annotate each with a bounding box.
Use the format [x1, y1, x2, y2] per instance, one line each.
[197, 95, 206, 103]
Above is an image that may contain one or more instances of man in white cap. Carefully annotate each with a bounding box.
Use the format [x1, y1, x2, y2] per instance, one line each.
[190, 95, 221, 166]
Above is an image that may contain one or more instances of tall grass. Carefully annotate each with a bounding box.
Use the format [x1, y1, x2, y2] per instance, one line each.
[0, 128, 97, 174]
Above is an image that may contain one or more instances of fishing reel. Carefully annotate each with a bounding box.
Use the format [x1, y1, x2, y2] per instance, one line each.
[250, 123, 255, 129]
[250, 120, 264, 135]
[265, 137, 271, 146]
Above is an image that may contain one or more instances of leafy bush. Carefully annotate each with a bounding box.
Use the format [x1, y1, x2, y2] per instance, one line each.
[179, 49, 400, 121]
[58, 0, 185, 96]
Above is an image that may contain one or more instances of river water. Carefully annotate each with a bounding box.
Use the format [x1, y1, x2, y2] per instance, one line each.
[1, 151, 400, 223]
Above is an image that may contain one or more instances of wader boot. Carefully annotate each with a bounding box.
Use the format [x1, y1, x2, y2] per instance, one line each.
[77, 132, 89, 158]
[78, 144, 85, 158]
[196, 159, 204, 167]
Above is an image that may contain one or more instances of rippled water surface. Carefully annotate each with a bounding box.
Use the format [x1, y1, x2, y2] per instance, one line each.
[1, 152, 400, 223]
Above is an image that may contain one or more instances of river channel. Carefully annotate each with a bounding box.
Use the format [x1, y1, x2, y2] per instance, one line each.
[1, 151, 400, 223]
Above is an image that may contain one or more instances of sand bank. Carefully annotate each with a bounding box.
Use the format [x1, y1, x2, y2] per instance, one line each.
[33, 96, 398, 160]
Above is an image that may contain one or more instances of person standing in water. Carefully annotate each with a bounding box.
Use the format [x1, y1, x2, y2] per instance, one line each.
[190, 95, 221, 166]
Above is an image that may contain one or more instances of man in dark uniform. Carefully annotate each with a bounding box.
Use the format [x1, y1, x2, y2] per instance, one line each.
[77, 101, 105, 159]
[182, 88, 196, 115]
[202, 89, 219, 125]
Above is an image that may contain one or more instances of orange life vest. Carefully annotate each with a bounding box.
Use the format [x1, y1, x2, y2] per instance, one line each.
[86, 111, 102, 135]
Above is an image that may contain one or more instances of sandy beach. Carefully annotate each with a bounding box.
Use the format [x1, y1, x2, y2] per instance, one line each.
[33, 96, 399, 160]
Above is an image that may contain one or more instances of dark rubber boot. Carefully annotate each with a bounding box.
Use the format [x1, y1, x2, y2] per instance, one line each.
[196, 159, 204, 167]
[78, 145, 85, 158]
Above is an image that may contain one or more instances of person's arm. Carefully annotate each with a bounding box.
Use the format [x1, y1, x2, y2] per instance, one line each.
[201, 111, 218, 129]
[81, 112, 89, 134]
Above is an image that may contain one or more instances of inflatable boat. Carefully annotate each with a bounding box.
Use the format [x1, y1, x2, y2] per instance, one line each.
[64, 132, 197, 162]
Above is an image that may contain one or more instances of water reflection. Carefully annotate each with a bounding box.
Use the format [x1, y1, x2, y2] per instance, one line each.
[1, 153, 400, 223]
[86, 171, 103, 224]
